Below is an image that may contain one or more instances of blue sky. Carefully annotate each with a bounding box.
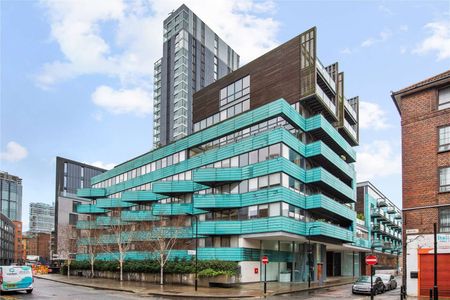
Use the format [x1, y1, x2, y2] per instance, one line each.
[1, 0, 449, 231]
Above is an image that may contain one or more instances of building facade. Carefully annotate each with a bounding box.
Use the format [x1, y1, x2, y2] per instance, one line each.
[75, 27, 368, 283]
[392, 69, 450, 297]
[0, 212, 15, 265]
[23, 232, 51, 263]
[13, 220, 25, 264]
[153, 4, 239, 146]
[356, 182, 402, 275]
[0, 171, 22, 221]
[53, 157, 105, 256]
[29, 202, 55, 234]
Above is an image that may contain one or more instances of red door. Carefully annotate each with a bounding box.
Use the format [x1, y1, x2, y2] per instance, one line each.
[419, 253, 450, 297]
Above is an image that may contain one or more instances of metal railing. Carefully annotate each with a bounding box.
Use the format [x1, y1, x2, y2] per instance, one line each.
[344, 118, 357, 139]
[316, 59, 336, 92]
[316, 84, 337, 115]
[344, 97, 357, 120]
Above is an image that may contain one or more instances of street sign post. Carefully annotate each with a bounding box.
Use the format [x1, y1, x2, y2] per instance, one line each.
[262, 256, 269, 294]
[366, 255, 377, 300]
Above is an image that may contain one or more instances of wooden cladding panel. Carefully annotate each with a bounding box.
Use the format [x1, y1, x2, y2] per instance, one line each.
[193, 35, 303, 123]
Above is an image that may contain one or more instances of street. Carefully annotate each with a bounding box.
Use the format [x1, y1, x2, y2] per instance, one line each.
[0, 278, 163, 300]
[271, 282, 401, 299]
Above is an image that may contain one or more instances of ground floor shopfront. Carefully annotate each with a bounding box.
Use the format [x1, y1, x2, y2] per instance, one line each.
[236, 235, 365, 283]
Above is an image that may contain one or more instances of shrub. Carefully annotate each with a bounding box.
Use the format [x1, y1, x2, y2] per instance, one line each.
[198, 268, 234, 278]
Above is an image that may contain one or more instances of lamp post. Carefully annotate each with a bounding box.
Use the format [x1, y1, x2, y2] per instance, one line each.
[307, 225, 320, 288]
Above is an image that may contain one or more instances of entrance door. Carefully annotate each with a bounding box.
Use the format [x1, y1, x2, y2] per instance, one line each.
[419, 253, 450, 297]
[333, 252, 342, 276]
[326, 252, 334, 276]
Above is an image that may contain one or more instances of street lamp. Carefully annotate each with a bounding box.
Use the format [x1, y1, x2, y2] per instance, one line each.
[307, 225, 320, 288]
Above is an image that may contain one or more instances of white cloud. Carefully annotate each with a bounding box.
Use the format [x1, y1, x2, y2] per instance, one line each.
[378, 5, 393, 16]
[0, 141, 28, 162]
[85, 161, 116, 170]
[361, 29, 392, 47]
[36, 0, 280, 89]
[359, 101, 390, 130]
[340, 47, 353, 55]
[413, 20, 450, 61]
[356, 140, 401, 181]
[91, 85, 152, 117]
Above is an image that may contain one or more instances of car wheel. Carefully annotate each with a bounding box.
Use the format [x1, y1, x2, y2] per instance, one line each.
[26, 289, 33, 294]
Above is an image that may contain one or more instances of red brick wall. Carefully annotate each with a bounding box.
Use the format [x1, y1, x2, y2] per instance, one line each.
[401, 86, 450, 234]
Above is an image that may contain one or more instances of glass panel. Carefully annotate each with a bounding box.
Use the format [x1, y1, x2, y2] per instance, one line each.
[269, 202, 280, 217]
[249, 178, 258, 192]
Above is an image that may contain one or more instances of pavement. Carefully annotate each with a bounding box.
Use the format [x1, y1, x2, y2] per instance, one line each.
[33, 274, 357, 298]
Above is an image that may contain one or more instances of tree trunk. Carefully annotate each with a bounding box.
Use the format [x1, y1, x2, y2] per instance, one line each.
[91, 260, 94, 278]
[120, 260, 123, 281]
[160, 254, 164, 285]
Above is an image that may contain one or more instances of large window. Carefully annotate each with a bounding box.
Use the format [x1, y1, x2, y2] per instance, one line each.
[439, 126, 450, 152]
[439, 87, 450, 110]
[440, 167, 450, 192]
[439, 207, 450, 233]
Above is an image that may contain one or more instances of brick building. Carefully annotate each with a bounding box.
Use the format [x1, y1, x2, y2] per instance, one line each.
[13, 220, 25, 264]
[23, 232, 51, 263]
[391, 69, 450, 297]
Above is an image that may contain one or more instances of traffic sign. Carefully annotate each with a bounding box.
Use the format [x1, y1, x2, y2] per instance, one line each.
[262, 256, 269, 264]
[365, 255, 378, 265]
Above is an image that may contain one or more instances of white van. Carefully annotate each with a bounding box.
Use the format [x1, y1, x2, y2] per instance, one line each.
[0, 266, 33, 293]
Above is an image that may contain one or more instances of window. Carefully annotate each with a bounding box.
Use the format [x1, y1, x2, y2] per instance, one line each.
[259, 204, 269, 218]
[220, 236, 231, 247]
[439, 126, 450, 152]
[249, 205, 258, 218]
[72, 201, 81, 212]
[439, 207, 450, 233]
[439, 87, 450, 110]
[69, 213, 78, 225]
[440, 167, 450, 192]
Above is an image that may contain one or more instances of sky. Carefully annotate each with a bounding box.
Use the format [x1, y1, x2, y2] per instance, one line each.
[1, 0, 450, 231]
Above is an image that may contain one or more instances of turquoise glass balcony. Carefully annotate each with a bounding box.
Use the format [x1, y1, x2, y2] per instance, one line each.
[152, 181, 207, 196]
[305, 114, 356, 163]
[372, 238, 384, 248]
[121, 210, 159, 221]
[96, 216, 124, 226]
[193, 187, 303, 210]
[76, 204, 108, 214]
[77, 188, 106, 198]
[96, 198, 135, 209]
[152, 203, 206, 215]
[305, 167, 354, 202]
[354, 238, 371, 249]
[394, 213, 402, 220]
[307, 222, 354, 242]
[305, 194, 356, 222]
[76, 220, 100, 229]
[305, 141, 354, 181]
[193, 168, 243, 185]
[121, 191, 165, 203]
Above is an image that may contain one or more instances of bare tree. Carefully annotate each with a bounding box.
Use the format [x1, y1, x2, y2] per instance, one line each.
[144, 215, 188, 285]
[101, 208, 136, 281]
[57, 225, 77, 278]
[79, 216, 101, 278]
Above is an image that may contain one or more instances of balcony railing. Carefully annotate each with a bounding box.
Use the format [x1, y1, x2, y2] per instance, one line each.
[343, 119, 357, 140]
[344, 97, 357, 120]
[316, 59, 336, 92]
[315, 84, 337, 116]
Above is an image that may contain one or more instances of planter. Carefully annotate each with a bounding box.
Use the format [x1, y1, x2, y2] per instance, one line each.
[69, 270, 239, 286]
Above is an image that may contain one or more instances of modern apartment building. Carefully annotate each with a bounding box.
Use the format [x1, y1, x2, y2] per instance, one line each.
[0, 212, 15, 265]
[53, 157, 105, 255]
[153, 4, 239, 146]
[0, 171, 22, 221]
[76, 27, 365, 283]
[391, 69, 450, 297]
[356, 182, 402, 275]
[29, 202, 54, 234]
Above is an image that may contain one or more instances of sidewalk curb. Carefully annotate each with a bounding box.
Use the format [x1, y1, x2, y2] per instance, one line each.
[35, 275, 355, 298]
[34, 275, 136, 294]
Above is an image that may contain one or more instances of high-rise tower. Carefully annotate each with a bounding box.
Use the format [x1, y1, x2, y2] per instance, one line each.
[153, 4, 239, 146]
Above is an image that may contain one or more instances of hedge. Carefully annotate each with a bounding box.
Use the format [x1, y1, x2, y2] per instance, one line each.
[61, 258, 238, 276]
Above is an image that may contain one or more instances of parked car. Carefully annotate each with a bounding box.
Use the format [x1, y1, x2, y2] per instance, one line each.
[378, 274, 397, 291]
[352, 275, 385, 295]
[0, 265, 33, 294]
